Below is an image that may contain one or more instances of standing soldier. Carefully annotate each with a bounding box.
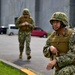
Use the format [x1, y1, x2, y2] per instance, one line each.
[15, 8, 34, 60]
[43, 12, 75, 75]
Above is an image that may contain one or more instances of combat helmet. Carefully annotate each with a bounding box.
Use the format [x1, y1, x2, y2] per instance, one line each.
[22, 8, 30, 15]
[50, 12, 68, 26]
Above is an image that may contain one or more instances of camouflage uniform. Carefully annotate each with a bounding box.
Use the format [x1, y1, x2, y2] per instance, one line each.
[43, 12, 75, 75]
[15, 8, 34, 59]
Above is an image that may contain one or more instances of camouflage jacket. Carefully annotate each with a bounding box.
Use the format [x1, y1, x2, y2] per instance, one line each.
[15, 15, 34, 32]
[43, 28, 75, 69]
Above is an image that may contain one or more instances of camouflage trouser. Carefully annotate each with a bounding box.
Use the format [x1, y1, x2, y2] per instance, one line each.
[18, 31, 31, 55]
[54, 65, 75, 75]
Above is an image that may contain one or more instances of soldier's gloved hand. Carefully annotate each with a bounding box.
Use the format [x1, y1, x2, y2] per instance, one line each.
[50, 46, 58, 56]
[46, 59, 56, 70]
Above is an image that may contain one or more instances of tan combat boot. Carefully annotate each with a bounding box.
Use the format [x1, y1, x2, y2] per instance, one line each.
[19, 53, 22, 59]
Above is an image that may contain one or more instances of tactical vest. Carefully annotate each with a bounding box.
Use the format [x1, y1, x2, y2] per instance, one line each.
[50, 29, 74, 70]
[19, 16, 33, 31]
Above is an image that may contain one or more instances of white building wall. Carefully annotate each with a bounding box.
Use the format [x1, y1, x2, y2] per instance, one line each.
[1, 0, 70, 33]
[39, 0, 70, 32]
[1, 0, 35, 26]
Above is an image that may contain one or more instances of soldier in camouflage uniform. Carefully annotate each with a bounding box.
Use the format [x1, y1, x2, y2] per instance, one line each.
[43, 12, 75, 75]
[15, 8, 34, 60]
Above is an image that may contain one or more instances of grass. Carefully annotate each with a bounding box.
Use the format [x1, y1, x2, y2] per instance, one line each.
[0, 61, 28, 75]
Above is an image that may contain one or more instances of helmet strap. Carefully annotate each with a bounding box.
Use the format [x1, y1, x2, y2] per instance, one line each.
[60, 22, 66, 29]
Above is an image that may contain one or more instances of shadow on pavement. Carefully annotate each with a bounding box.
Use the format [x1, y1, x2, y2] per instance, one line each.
[13, 59, 31, 66]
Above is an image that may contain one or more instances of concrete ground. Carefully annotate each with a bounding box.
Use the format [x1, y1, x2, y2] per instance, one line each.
[0, 35, 54, 75]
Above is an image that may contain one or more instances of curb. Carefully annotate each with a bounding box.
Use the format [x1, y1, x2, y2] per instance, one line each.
[0, 59, 43, 75]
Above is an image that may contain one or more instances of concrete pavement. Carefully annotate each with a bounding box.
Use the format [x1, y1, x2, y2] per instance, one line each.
[0, 35, 54, 75]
